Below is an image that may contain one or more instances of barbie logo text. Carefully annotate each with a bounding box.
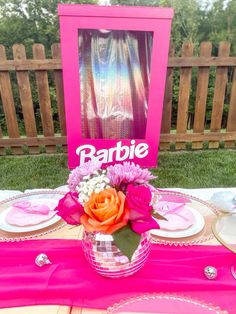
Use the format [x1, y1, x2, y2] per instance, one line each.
[76, 140, 149, 164]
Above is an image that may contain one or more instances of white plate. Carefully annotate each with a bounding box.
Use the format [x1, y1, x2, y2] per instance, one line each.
[0, 199, 61, 233]
[150, 207, 205, 239]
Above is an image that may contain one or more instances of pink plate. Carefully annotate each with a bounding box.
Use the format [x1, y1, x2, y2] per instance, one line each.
[107, 293, 228, 313]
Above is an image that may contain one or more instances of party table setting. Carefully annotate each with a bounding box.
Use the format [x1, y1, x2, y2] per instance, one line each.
[0, 3, 234, 313]
[0, 162, 235, 314]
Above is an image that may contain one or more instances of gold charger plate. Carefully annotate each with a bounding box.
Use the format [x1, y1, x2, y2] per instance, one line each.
[212, 213, 236, 279]
[106, 293, 228, 314]
[0, 191, 66, 242]
[151, 191, 220, 246]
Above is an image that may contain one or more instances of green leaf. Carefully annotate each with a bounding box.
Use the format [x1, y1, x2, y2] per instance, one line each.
[113, 224, 141, 261]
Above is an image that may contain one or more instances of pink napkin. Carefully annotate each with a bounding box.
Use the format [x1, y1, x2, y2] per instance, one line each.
[13, 201, 51, 214]
[6, 200, 57, 226]
[153, 195, 195, 231]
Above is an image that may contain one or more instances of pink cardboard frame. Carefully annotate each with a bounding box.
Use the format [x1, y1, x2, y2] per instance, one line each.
[58, 4, 173, 169]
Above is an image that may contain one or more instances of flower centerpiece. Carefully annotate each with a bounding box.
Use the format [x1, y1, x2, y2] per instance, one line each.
[55, 161, 164, 278]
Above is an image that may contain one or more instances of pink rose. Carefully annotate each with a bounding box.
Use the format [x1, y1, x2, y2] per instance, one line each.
[126, 184, 159, 234]
[126, 184, 153, 219]
[54, 192, 84, 225]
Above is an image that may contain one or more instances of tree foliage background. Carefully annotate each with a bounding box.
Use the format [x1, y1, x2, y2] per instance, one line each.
[0, 0, 235, 134]
[112, 0, 236, 55]
[1, 0, 235, 55]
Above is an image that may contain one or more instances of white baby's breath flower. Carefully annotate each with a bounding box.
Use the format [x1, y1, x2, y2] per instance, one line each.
[77, 172, 111, 205]
[83, 175, 90, 181]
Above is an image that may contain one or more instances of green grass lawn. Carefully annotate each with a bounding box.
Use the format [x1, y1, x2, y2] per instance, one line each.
[0, 149, 235, 191]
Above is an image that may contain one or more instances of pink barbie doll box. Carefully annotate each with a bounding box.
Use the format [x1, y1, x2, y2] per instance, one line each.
[58, 4, 173, 168]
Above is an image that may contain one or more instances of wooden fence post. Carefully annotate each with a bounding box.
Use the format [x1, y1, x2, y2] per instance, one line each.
[192, 42, 212, 149]
[0, 45, 21, 154]
[51, 44, 67, 138]
[160, 43, 174, 151]
[176, 42, 194, 150]
[33, 44, 55, 153]
[13, 44, 40, 154]
[51, 44, 66, 136]
[209, 41, 230, 148]
[52, 43, 67, 153]
[225, 67, 236, 148]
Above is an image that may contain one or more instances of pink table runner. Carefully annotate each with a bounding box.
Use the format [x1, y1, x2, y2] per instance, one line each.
[0, 239, 235, 312]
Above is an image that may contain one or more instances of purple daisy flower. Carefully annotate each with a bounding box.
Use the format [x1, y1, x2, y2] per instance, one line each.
[107, 162, 156, 190]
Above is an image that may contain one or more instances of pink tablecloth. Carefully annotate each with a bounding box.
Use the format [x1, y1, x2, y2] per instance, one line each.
[0, 239, 235, 313]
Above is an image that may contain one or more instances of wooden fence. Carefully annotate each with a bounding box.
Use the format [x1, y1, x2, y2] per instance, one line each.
[0, 41, 236, 155]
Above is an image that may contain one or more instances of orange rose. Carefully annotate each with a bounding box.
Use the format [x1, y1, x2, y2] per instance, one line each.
[80, 188, 129, 234]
